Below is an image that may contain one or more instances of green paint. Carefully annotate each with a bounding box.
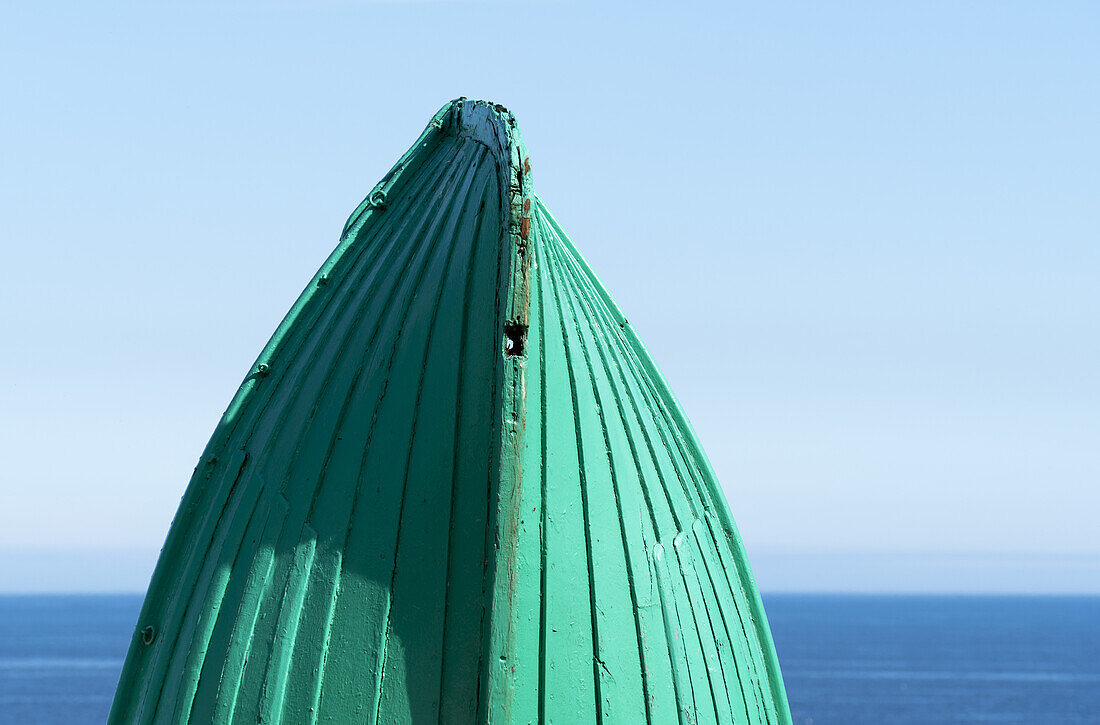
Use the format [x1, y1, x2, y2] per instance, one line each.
[110, 99, 792, 724]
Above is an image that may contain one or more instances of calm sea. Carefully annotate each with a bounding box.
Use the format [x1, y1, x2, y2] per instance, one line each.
[0, 594, 1096, 723]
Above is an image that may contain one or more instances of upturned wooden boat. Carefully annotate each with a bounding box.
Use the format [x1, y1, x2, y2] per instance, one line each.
[110, 99, 792, 724]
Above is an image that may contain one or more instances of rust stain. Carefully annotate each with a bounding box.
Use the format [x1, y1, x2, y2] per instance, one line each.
[520, 216, 531, 241]
[523, 157, 531, 175]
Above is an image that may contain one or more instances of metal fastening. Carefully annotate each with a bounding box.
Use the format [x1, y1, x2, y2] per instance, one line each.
[140, 625, 156, 645]
[368, 189, 387, 210]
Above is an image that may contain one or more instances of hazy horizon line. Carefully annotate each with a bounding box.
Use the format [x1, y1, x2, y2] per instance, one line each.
[3, 547, 1098, 596]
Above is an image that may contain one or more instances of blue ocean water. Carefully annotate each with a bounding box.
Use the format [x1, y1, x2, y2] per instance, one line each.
[0, 595, 140, 724]
[0, 594, 1096, 723]
[767, 595, 1100, 725]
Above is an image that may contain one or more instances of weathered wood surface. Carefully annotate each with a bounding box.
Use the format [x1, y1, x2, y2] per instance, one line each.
[110, 99, 792, 724]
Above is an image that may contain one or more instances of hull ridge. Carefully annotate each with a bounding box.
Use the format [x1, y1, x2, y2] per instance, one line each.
[110, 99, 792, 724]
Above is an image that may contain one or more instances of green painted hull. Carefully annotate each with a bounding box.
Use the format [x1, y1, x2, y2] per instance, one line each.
[110, 99, 792, 724]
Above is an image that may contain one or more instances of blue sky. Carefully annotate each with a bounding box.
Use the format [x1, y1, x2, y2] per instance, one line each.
[1, 0, 1097, 593]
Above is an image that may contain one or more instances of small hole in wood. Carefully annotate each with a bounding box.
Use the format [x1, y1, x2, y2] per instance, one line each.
[504, 323, 527, 357]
